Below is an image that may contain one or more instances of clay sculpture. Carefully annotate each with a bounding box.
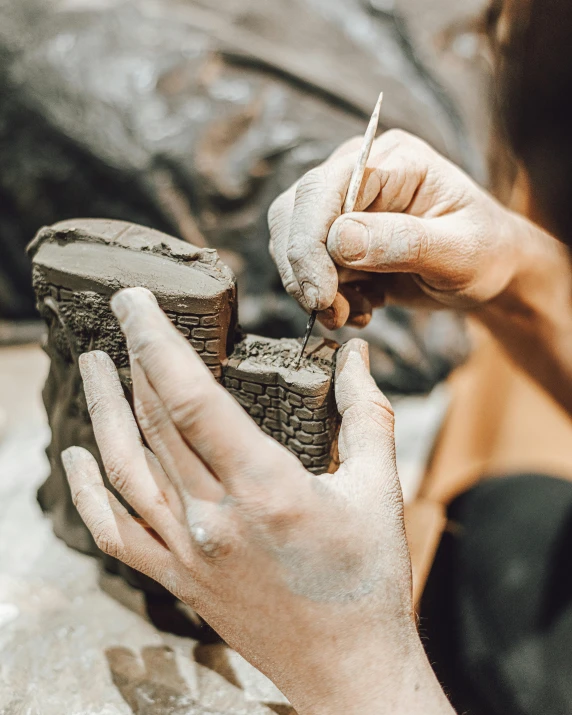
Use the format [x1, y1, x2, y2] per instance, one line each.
[224, 335, 338, 473]
[29, 218, 339, 598]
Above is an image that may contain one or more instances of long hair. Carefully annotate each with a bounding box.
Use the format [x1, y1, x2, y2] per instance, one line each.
[497, 0, 572, 243]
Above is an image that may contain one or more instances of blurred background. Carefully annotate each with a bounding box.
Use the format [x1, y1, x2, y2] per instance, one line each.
[3, 1, 570, 713]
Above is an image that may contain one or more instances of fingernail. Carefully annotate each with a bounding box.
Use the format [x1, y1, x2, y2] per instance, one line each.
[352, 338, 370, 366]
[110, 290, 131, 322]
[80, 349, 117, 377]
[61, 446, 80, 473]
[110, 287, 156, 324]
[336, 339, 370, 375]
[331, 219, 369, 262]
[78, 351, 96, 371]
[301, 282, 319, 310]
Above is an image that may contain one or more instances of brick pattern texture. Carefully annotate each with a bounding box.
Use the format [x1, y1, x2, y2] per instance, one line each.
[223, 363, 338, 474]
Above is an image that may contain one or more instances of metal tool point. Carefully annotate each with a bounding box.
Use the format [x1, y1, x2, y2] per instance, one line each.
[295, 309, 318, 369]
[294, 91, 384, 369]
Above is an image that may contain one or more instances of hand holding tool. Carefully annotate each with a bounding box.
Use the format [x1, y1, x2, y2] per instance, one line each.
[295, 91, 384, 368]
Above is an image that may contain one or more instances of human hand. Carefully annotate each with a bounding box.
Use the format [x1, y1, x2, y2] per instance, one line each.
[62, 287, 452, 715]
[269, 129, 522, 329]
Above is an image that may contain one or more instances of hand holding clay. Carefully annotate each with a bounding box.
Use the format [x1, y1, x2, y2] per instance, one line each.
[62, 287, 453, 715]
[269, 129, 523, 329]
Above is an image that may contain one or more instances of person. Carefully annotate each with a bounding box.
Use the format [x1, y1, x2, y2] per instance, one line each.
[61, 0, 572, 712]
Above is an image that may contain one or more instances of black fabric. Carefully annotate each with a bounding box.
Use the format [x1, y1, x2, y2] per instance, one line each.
[421, 474, 572, 715]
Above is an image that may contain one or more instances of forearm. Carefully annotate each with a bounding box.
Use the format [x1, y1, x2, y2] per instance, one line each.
[474, 210, 572, 415]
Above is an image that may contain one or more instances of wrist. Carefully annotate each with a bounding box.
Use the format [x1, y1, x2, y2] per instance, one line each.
[290, 630, 453, 715]
[471, 209, 572, 413]
[477, 208, 570, 320]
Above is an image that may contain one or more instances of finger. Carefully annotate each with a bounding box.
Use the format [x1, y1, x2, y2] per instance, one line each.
[317, 291, 350, 330]
[339, 284, 373, 328]
[333, 340, 405, 528]
[339, 271, 434, 308]
[131, 357, 225, 503]
[334, 339, 396, 472]
[62, 446, 188, 592]
[365, 128, 437, 215]
[143, 447, 186, 523]
[79, 351, 191, 559]
[267, 137, 366, 312]
[286, 153, 382, 312]
[317, 279, 377, 330]
[280, 129, 444, 312]
[268, 184, 304, 305]
[111, 288, 306, 500]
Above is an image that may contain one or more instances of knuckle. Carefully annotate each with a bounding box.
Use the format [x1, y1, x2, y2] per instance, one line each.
[410, 223, 430, 264]
[386, 219, 428, 266]
[190, 522, 235, 562]
[377, 168, 405, 210]
[264, 503, 300, 531]
[153, 489, 169, 511]
[382, 128, 412, 147]
[92, 519, 121, 560]
[398, 219, 429, 265]
[135, 395, 169, 438]
[296, 166, 327, 199]
[371, 394, 395, 425]
[168, 382, 214, 432]
[283, 275, 301, 297]
[105, 457, 131, 494]
[85, 392, 108, 421]
[379, 130, 432, 166]
[285, 241, 308, 268]
[382, 128, 425, 152]
[71, 483, 90, 511]
[127, 328, 164, 361]
[348, 397, 394, 434]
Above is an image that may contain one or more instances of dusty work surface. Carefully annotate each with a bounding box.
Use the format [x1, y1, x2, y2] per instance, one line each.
[0, 345, 447, 712]
[0, 346, 290, 714]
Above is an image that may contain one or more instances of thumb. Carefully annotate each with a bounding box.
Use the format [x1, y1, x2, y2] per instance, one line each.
[327, 211, 438, 277]
[335, 339, 396, 473]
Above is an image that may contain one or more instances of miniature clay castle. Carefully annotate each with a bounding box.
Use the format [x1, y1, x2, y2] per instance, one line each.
[29, 218, 340, 595]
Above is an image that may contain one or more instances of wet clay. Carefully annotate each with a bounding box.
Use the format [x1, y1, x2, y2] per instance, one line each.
[29, 219, 238, 379]
[225, 335, 339, 473]
[29, 219, 340, 601]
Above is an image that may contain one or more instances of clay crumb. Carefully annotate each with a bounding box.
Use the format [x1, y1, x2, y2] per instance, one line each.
[231, 337, 332, 373]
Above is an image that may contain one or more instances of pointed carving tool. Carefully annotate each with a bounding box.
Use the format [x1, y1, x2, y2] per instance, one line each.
[295, 91, 384, 368]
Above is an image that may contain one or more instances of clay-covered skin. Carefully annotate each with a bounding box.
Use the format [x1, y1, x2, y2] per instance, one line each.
[61, 287, 455, 715]
[269, 129, 522, 327]
[30, 218, 340, 598]
[270, 129, 572, 417]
